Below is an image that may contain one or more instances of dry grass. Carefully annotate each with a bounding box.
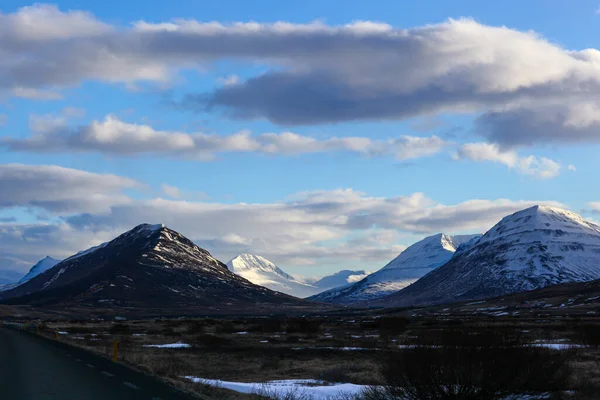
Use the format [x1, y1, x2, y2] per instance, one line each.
[22, 315, 600, 399]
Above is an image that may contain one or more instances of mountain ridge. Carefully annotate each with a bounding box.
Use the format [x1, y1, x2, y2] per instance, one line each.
[226, 253, 322, 297]
[378, 205, 600, 307]
[19, 256, 61, 284]
[0, 224, 306, 310]
[309, 233, 480, 304]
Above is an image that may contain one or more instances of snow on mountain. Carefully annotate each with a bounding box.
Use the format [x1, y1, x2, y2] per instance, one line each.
[18, 256, 61, 284]
[0, 224, 305, 309]
[226, 254, 325, 298]
[381, 205, 600, 307]
[309, 233, 480, 304]
[311, 270, 370, 289]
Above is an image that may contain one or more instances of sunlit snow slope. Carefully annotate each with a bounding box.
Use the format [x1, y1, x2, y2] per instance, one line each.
[226, 254, 325, 298]
[382, 205, 600, 307]
[309, 233, 480, 304]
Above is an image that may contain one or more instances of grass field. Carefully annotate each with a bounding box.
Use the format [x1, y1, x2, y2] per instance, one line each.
[15, 313, 598, 399]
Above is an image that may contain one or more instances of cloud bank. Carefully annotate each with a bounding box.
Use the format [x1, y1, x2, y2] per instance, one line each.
[0, 163, 567, 272]
[0, 4, 599, 149]
[2, 115, 449, 161]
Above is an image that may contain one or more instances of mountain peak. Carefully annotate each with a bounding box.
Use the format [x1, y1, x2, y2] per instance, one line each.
[2, 225, 302, 309]
[480, 205, 600, 246]
[229, 254, 277, 271]
[130, 223, 167, 236]
[515, 204, 578, 219]
[310, 232, 480, 304]
[227, 254, 290, 277]
[18, 256, 61, 284]
[226, 254, 329, 298]
[382, 205, 600, 307]
[382, 233, 480, 271]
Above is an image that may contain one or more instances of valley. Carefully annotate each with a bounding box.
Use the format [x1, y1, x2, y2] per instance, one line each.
[4, 309, 600, 399]
[3, 205, 600, 399]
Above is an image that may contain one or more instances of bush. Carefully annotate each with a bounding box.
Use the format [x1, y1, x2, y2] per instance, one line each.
[286, 318, 321, 336]
[108, 323, 130, 334]
[248, 318, 284, 333]
[214, 321, 237, 334]
[254, 385, 313, 400]
[318, 366, 353, 383]
[574, 323, 600, 348]
[194, 334, 232, 348]
[361, 317, 410, 335]
[378, 330, 572, 399]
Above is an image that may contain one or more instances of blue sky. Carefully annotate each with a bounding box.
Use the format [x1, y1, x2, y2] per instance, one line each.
[1, 1, 600, 277]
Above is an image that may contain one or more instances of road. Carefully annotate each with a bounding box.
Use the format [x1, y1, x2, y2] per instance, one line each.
[0, 327, 198, 400]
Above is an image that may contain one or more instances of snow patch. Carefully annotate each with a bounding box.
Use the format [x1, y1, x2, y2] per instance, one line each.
[144, 343, 191, 348]
[184, 377, 368, 399]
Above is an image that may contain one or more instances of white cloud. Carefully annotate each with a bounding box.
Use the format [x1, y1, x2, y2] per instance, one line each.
[568, 164, 577, 172]
[2, 115, 450, 161]
[11, 87, 63, 100]
[588, 202, 600, 214]
[0, 4, 598, 140]
[476, 103, 600, 147]
[0, 162, 568, 271]
[0, 114, 6, 126]
[161, 183, 183, 199]
[0, 164, 139, 214]
[1, 4, 111, 41]
[63, 188, 565, 265]
[27, 107, 87, 134]
[346, 272, 371, 283]
[217, 75, 239, 86]
[454, 143, 562, 179]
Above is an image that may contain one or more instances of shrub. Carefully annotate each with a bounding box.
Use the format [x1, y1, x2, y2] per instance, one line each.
[108, 323, 130, 334]
[361, 317, 409, 335]
[378, 330, 572, 400]
[574, 323, 600, 348]
[248, 318, 284, 333]
[215, 321, 237, 334]
[318, 366, 353, 383]
[286, 318, 321, 336]
[194, 334, 232, 348]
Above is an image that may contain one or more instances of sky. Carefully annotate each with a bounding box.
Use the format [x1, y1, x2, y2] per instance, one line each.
[2, 1, 600, 278]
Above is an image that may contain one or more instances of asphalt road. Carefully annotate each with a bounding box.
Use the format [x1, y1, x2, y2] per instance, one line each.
[0, 327, 198, 400]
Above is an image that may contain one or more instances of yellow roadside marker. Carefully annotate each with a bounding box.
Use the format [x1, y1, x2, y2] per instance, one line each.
[112, 339, 119, 362]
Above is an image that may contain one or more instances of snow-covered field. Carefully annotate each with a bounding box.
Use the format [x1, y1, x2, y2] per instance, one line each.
[184, 377, 369, 399]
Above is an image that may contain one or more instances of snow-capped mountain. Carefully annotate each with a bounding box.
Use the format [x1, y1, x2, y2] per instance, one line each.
[380, 205, 600, 307]
[18, 256, 61, 284]
[0, 224, 305, 310]
[226, 254, 322, 298]
[309, 233, 480, 304]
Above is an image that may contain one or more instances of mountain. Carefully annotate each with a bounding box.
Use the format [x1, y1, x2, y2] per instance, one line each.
[309, 233, 481, 304]
[0, 224, 306, 311]
[226, 254, 322, 297]
[18, 256, 61, 284]
[379, 205, 600, 307]
[0, 269, 22, 286]
[311, 270, 370, 289]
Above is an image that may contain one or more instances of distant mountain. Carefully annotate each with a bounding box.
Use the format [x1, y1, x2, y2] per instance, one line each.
[226, 254, 322, 298]
[309, 233, 480, 304]
[379, 205, 600, 307]
[311, 270, 370, 289]
[0, 269, 22, 286]
[19, 256, 61, 283]
[0, 224, 306, 311]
